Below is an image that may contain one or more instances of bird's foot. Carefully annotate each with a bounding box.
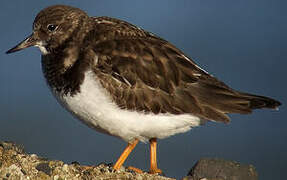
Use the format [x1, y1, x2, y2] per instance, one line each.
[127, 166, 143, 173]
[149, 167, 162, 174]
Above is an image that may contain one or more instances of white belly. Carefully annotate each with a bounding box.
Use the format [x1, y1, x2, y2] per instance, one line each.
[53, 70, 203, 142]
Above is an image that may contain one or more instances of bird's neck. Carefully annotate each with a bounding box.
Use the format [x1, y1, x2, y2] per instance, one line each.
[41, 21, 95, 95]
[41, 44, 88, 96]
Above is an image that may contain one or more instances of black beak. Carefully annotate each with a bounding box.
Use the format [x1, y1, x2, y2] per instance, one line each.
[6, 34, 38, 54]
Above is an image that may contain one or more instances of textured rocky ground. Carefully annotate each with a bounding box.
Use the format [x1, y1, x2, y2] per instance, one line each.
[0, 141, 258, 180]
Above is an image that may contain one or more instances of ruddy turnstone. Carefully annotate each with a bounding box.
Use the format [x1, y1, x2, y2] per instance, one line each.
[6, 5, 281, 174]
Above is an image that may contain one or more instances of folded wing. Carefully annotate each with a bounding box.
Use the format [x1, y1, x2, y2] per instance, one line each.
[88, 17, 281, 123]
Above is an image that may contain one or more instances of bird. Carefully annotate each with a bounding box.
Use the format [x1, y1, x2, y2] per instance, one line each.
[6, 5, 281, 174]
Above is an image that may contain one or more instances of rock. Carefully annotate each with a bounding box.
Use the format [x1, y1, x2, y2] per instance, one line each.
[0, 141, 174, 180]
[0, 141, 258, 180]
[185, 158, 258, 180]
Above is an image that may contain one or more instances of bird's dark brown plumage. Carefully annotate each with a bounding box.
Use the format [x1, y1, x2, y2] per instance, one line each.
[8, 5, 281, 124]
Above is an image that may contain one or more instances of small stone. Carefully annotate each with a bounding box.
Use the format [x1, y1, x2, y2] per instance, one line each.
[53, 175, 59, 180]
[30, 154, 38, 159]
[71, 161, 80, 165]
[62, 164, 69, 172]
[36, 162, 52, 176]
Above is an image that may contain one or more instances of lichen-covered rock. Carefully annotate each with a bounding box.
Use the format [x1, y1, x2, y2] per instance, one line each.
[0, 141, 174, 180]
[0, 141, 258, 180]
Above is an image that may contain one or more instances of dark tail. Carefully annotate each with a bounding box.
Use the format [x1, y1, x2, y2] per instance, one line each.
[238, 92, 281, 110]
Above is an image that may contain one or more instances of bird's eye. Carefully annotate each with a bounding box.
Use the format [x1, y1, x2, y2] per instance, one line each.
[47, 24, 57, 32]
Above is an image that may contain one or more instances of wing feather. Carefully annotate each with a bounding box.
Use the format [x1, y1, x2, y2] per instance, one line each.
[88, 17, 281, 123]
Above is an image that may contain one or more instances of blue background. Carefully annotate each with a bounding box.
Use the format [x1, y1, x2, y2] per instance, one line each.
[1, 1, 286, 179]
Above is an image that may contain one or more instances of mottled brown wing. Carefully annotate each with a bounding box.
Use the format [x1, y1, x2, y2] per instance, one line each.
[90, 17, 281, 123]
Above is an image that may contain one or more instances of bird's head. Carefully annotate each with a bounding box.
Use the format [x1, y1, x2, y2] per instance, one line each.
[6, 5, 90, 55]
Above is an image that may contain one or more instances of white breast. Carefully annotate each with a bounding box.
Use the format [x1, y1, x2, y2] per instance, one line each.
[53, 70, 203, 142]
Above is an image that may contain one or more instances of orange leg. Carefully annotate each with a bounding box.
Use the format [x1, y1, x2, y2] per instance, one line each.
[113, 139, 139, 171]
[149, 138, 162, 174]
[126, 166, 143, 173]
